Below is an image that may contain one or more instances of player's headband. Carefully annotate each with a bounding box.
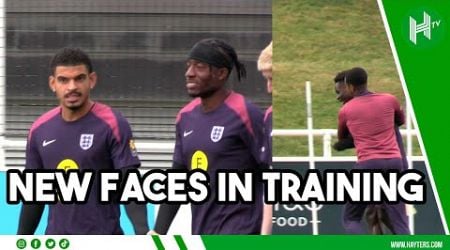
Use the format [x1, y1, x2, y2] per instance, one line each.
[187, 42, 233, 70]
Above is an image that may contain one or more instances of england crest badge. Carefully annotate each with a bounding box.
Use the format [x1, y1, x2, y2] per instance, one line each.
[80, 134, 94, 150]
[210, 126, 224, 142]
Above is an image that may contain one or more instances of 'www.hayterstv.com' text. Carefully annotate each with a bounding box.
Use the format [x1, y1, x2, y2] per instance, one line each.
[390, 241, 443, 249]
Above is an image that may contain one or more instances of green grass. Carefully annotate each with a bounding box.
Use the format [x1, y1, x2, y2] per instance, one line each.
[273, 0, 421, 157]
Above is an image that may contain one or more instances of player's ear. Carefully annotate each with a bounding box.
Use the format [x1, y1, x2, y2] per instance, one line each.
[88, 71, 97, 90]
[346, 83, 354, 95]
[49, 75, 56, 93]
[216, 67, 229, 81]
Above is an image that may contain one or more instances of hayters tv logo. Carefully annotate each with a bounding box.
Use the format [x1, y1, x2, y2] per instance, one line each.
[409, 11, 442, 45]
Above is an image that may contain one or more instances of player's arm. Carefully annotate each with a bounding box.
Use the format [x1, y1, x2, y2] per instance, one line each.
[121, 167, 149, 235]
[124, 203, 148, 235]
[262, 108, 273, 166]
[152, 120, 186, 235]
[392, 96, 405, 126]
[337, 109, 350, 140]
[18, 131, 45, 234]
[152, 204, 181, 235]
[260, 203, 273, 235]
[111, 115, 149, 234]
[152, 161, 185, 234]
[395, 125, 408, 169]
[17, 204, 45, 234]
[333, 134, 355, 151]
[391, 95, 408, 169]
[260, 109, 273, 234]
[246, 106, 273, 234]
[245, 104, 270, 169]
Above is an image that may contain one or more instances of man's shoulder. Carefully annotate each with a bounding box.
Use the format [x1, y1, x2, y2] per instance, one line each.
[30, 106, 61, 134]
[224, 92, 263, 137]
[378, 92, 398, 100]
[368, 92, 396, 99]
[34, 106, 61, 122]
[91, 102, 128, 123]
[176, 98, 201, 123]
[91, 102, 115, 115]
[225, 91, 262, 116]
[90, 102, 132, 142]
[339, 102, 349, 113]
[368, 93, 400, 106]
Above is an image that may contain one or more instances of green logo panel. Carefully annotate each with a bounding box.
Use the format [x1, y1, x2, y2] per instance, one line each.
[380, 0, 450, 232]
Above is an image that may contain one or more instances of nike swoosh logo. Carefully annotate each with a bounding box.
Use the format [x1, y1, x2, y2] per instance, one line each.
[183, 130, 193, 137]
[42, 139, 56, 147]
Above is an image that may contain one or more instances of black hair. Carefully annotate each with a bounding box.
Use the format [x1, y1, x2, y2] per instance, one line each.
[334, 70, 347, 84]
[188, 38, 247, 82]
[49, 47, 93, 75]
[344, 67, 367, 86]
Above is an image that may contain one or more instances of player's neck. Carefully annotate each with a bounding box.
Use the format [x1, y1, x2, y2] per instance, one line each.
[200, 88, 231, 112]
[351, 84, 369, 96]
[61, 100, 94, 122]
[355, 89, 369, 96]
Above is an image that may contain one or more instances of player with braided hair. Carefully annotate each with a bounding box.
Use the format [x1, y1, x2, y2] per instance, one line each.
[151, 38, 268, 234]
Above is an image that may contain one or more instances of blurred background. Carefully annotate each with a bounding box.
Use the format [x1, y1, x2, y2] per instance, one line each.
[3, 0, 272, 169]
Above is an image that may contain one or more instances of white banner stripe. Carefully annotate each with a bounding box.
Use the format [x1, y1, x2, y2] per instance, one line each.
[159, 235, 181, 250]
[182, 235, 206, 250]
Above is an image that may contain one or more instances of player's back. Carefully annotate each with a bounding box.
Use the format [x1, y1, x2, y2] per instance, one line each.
[339, 93, 402, 162]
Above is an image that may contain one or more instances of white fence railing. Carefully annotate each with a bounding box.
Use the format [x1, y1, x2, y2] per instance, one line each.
[273, 128, 423, 161]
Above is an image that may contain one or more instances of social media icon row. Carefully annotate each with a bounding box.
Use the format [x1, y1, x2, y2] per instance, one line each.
[16, 238, 69, 249]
